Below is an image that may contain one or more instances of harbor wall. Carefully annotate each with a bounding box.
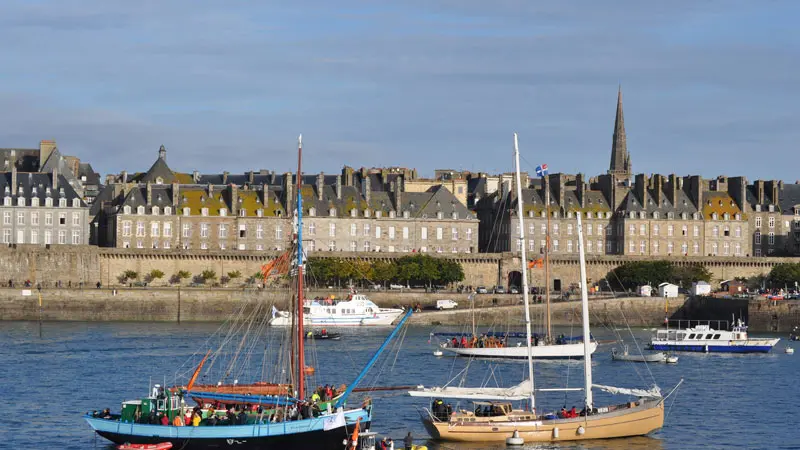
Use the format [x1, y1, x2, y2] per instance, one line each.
[1, 287, 796, 332]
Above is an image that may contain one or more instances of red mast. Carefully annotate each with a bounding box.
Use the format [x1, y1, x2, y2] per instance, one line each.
[295, 135, 306, 401]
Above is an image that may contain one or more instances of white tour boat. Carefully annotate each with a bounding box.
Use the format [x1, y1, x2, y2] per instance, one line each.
[270, 293, 404, 327]
[649, 319, 779, 353]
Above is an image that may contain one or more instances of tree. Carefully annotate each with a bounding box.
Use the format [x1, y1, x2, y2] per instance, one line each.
[200, 270, 217, 283]
[120, 270, 139, 283]
[769, 263, 800, 287]
[439, 259, 465, 285]
[147, 269, 165, 283]
[606, 261, 672, 290]
[669, 263, 712, 288]
[371, 260, 397, 286]
[227, 270, 242, 280]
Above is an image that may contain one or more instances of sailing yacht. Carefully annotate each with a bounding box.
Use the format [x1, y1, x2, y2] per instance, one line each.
[410, 134, 670, 443]
[85, 136, 413, 449]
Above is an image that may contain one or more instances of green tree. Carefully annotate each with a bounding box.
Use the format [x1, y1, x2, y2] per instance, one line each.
[769, 263, 800, 287]
[371, 260, 397, 286]
[606, 261, 672, 290]
[227, 270, 242, 280]
[669, 263, 712, 288]
[439, 259, 465, 285]
[171, 270, 191, 284]
[201, 270, 217, 283]
[121, 270, 139, 282]
[147, 269, 165, 282]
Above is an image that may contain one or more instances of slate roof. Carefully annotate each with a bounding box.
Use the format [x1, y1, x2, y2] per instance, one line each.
[621, 188, 698, 216]
[779, 184, 800, 216]
[0, 148, 40, 172]
[0, 172, 86, 206]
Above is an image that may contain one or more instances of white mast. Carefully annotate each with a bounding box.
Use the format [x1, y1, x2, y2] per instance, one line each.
[576, 214, 593, 409]
[513, 133, 536, 412]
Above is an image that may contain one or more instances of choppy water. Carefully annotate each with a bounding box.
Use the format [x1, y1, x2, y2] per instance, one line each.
[1, 321, 798, 449]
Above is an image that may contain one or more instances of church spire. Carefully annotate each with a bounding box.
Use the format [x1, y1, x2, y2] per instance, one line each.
[608, 86, 631, 177]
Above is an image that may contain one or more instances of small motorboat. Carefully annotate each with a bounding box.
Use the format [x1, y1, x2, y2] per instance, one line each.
[786, 347, 794, 355]
[611, 345, 666, 363]
[305, 330, 342, 340]
[117, 443, 173, 450]
[665, 355, 679, 364]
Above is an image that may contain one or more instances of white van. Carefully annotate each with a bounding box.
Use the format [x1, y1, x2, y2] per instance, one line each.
[436, 299, 458, 310]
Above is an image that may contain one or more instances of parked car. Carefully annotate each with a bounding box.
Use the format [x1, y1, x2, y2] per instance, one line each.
[369, 284, 383, 291]
[493, 286, 506, 294]
[389, 284, 405, 290]
[436, 299, 458, 310]
[476, 286, 488, 294]
[509, 287, 519, 294]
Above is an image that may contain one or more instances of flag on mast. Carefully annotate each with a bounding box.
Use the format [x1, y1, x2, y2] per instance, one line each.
[535, 164, 549, 177]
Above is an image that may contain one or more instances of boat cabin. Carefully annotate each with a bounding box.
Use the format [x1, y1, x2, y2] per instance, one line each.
[304, 294, 381, 317]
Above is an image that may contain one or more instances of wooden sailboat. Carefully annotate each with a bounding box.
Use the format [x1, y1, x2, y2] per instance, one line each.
[411, 133, 669, 443]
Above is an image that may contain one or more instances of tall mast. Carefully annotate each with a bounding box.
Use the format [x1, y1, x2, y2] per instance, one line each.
[576, 214, 593, 409]
[513, 133, 536, 412]
[544, 187, 552, 342]
[295, 134, 306, 401]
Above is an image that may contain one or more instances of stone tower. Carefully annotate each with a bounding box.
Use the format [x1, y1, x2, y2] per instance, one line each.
[608, 86, 631, 178]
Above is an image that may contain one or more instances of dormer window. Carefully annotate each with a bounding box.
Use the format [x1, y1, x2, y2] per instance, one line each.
[723, 213, 729, 220]
[59, 198, 67, 208]
[586, 212, 592, 219]
[693, 212, 699, 220]
[17, 197, 25, 207]
[31, 197, 39, 207]
[137, 205, 145, 215]
[164, 207, 171, 215]
[735, 213, 741, 220]
[540, 211, 546, 218]
[681, 212, 687, 220]
[568, 211, 574, 218]
[639, 212, 645, 219]
[389, 211, 396, 219]
[364, 209, 370, 218]
[375, 210, 382, 219]
[528, 210, 534, 218]
[156, 177, 164, 185]
[436, 211, 443, 219]
[404, 211, 410, 219]
[653, 211, 659, 219]
[45, 198, 53, 207]
[667, 212, 674, 220]
[183, 207, 190, 216]
[756, 205, 762, 212]
[350, 209, 357, 217]
[452, 211, 458, 220]
[123, 206, 131, 214]
[769, 205, 775, 212]
[329, 208, 336, 217]
[629, 212, 635, 219]
[239, 209, 246, 217]
[152, 206, 159, 215]
[257, 209, 263, 217]
[220, 208, 227, 217]
[309, 207, 316, 217]
[201, 208, 209, 216]
[712, 213, 718, 220]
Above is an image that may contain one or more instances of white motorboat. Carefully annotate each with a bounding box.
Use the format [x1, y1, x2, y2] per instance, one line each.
[270, 293, 404, 327]
[649, 319, 780, 353]
[611, 345, 667, 363]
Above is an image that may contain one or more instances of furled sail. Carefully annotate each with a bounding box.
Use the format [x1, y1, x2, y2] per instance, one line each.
[592, 384, 662, 398]
[408, 380, 532, 400]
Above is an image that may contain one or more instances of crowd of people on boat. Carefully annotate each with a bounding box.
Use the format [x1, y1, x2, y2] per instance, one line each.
[430, 399, 453, 421]
[446, 335, 508, 349]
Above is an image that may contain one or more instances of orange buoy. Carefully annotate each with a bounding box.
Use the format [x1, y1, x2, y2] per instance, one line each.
[304, 366, 315, 375]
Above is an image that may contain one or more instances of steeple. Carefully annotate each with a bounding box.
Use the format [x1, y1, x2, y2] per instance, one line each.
[608, 86, 631, 178]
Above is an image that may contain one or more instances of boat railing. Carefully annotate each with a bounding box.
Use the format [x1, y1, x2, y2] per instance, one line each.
[666, 319, 730, 331]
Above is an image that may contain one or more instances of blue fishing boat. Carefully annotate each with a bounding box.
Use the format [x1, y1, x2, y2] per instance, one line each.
[84, 136, 413, 449]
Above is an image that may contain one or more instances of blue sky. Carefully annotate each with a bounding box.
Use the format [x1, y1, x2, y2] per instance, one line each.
[0, 1, 798, 181]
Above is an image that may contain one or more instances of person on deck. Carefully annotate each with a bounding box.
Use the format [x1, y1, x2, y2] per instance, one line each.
[173, 415, 184, 427]
[569, 406, 577, 418]
[387, 437, 394, 450]
[159, 413, 169, 426]
[460, 336, 468, 348]
[451, 337, 458, 348]
[403, 431, 414, 450]
[325, 384, 333, 399]
[311, 391, 321, 403]
[237, 409, 247, 425]
[184, 410, 192, 426]
[559, 407, 567, 418]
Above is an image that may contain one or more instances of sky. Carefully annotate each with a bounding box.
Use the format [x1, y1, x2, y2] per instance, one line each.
[0, 1, 798, 181]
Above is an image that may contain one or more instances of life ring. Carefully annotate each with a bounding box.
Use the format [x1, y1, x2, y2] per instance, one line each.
[577, 425, 585, 435]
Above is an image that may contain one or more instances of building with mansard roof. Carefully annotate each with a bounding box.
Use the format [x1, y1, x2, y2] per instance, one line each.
[94, 147, 478, 254]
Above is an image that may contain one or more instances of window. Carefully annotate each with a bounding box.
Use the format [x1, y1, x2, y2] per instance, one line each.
[755, 216, 762, 228]
[668, 225, 673, 237]
[350, 241, 357, 251]
[712, 242, 718, 255]
[163, 222, 172, 237]
[45, 213, 53, 226]
[713, 226, 719, 238]
[45, 231, 52, 245]
[567, 224, 573, 235]
[652, 224, 659, 236]
[375, 225, 381, 239]
[2, 229, 9, 244]
[586, 240, 593, 252]
[137, 206, 145, 215]
[72, 230, 80, 244]
[389, 226, 396, 239]
[769, 216, 775, 228]
[586, 224, 592, 236]
[653, 241, 659, 254]
[364, 223, 370, 237]
[682, 225, 687, 236]
[45, 198, 53, 207]
[735, 243, 741, 256]
[724, 226, 730, 237]
[120, 221, 131, 236]
[328, 241, 336, 251]
[201, 208, 208, 216]
[755, 230, 761, 244]
[541, 224, 547, 234]
[629, 241, 635, 253]
[136, 221, 145, 236]
[567, 240, 573, 253]
[2, 211, 10, 225]
[639, 224, 646, 235]
[309, 223, 316, 235]
[17, 212, 24, 225]
[606, 241, 612, 253]
[605, 225, 611, 236]
[31, 212, 39, 226]
[164, 240, 171, 249]
[256, 224, 263, 239]
[350, 209, 357, 218]
[164, 207, 171, 215]
[307, 240, 314, 251]
[553, 224, 559, 235]
[755, 248, 762, 257]
[436, 227, 443, 240]
[152, 221, 161, 237]
[182, 223, 190, 238]
[183, 208, 190, 216]
[329, 223, 336, 237]
[200, 223, 209, 238]
[553, 239, 559, 252]
[529, 239, 536, 251]
[219, 242, 226, 250]
[723, 242, 730, 255]
[200, 242, 208, 250]
[693, 225, 699, 237]
[308, 207, 316, 217]
[275, 225, 282, 240]
[682, 242, 688, 254]
[668, 241, 674, 254]
[768, 232, 775, 245]
[350, 224, 357, 236]
[152, 206, 159, 216]
[422, 227, 428, 240]
[451, 228, 458, 240]
[364, 241, 371, 252]
[58, 230, 66, 244]
[693, 242, 699, 254]
[239, 209, 246, 217]
[330, 208, 337, 217]
[59, 213, 66, 225]
[466, 228, 472, 241]
[219, 208, 227, 217]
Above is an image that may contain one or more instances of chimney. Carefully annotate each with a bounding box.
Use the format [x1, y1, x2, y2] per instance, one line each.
[653, 174, 663, 206]
[262, 183, 269, 207]
[270, 171, 276, 184]
[231, 184, 239, 215]
[364, 175, 371, 203]
[146, 182, 152, 205]
[317, 172, 324, 201]
[222, 171, 229, 185]
[208, 183, 214, 198]
[39, 140, 57, 168]
[687, 176, 702, 210]
[767, 180, 780, 205]
[634, 174, 646, 205]
[10, 150, 17, 196]
[336, 175, 342, 200]
[342, 166, 354, 186]
[172, 182, 179, 207]
[668, 174, 679, 205]
[52, 166, 58, 191]
[121, 170, 128, 184]
[393, 178, 402, 211]
[105, 174, 115, 185]
[284, 172, 293, 212]
[755, 180, 765, 205]
[248, 171, 254, 184]
[728, 176, 747, 211]
[158, 145, 166, 161]
[576, 173, 586, 208]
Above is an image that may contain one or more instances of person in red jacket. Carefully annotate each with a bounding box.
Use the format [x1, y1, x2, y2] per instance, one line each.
[460, 336, 468, 348]
[159, 412, 169, 425]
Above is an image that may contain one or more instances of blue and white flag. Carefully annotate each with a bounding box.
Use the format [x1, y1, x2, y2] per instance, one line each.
[271, 305, 279, 319]
[535, 164, 549, 177]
